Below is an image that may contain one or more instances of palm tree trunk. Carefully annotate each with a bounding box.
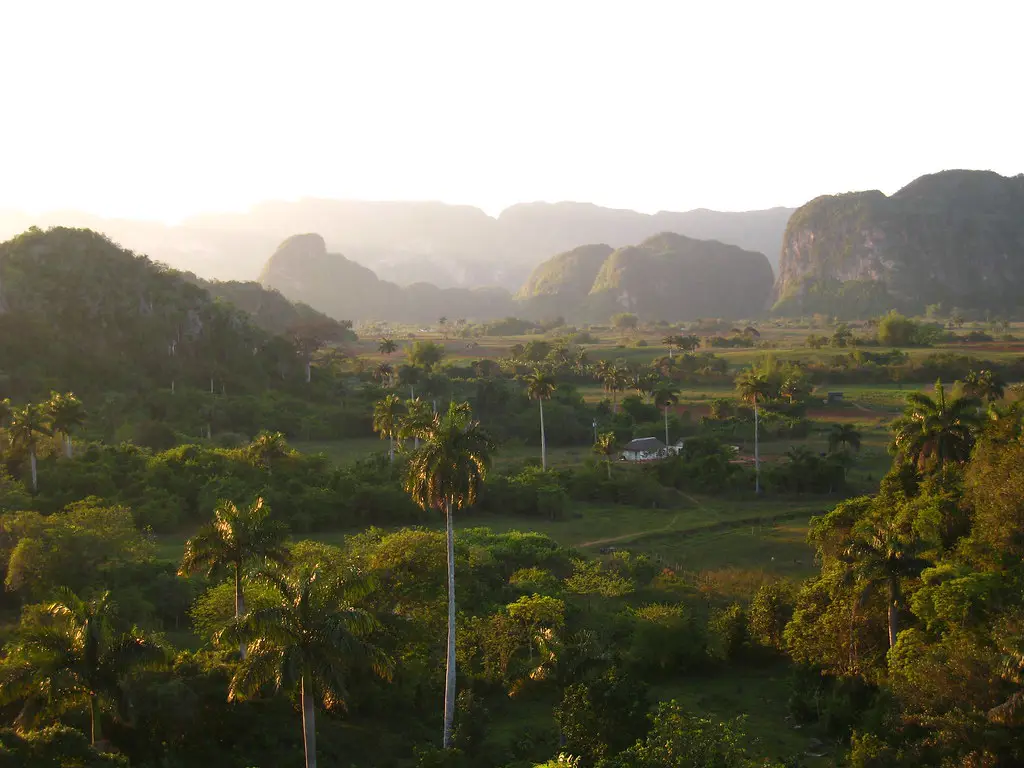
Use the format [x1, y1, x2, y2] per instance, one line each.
[389, 434, 395, 463]
[65, 434, 73, 459]
[754, 400, 760, 494]
[539, 398, 547, 471]
[235, 565, 247, 659]
[305, 358, 312, 384]
[664, 405, 669, 447]
[29, 449, 37, 493]
[443, 501, 457, 749]
[90, 694, 102, 746]
[606, 458, 612, 480]
[887, 577, 900, 648]
[301, 673, 317, 768]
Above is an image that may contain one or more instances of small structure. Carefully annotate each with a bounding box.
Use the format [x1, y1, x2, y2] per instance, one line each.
[621, 437, 667, 462]
[826, 391, 845, 404]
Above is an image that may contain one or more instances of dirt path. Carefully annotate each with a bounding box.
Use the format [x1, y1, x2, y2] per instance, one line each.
[577, 509, 818, 550]
[580, 514, 680, 548]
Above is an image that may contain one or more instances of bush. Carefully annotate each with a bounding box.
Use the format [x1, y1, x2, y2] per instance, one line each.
[707, 603, 748, 662]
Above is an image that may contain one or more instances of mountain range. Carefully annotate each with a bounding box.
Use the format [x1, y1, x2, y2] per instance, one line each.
[0, 201, 794, 290]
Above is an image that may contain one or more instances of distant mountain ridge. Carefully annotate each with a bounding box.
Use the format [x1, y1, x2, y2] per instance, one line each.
[0, 200, 794, 289]
[774, 169, 1024, 316]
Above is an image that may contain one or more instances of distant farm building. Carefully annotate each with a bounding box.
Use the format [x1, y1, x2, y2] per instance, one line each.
[826, 391, 845, 404]
[621, 437, 685, 462]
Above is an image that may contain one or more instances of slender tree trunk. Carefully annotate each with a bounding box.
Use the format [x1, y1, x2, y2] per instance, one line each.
[90, 694, 102, 746]
[235, 564, 247, 659]
[443, 501, 457, 749]
[887, 577, 900, 648]
[64, 434, 73, 459]
[301, 673, 317, 768]
[664, 405, 670, 447]
[305, 358, 312, 384]
[210, 378, 214, 394]
[29, 449, 37, 493]
[606, 458, 612, 480]
[754, 400, 760, 494]
[539, 398, 547, 471]
[389, 434, 395, 463]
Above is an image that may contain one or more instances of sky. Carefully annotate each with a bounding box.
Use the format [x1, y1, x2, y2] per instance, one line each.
[2, 0, 1021, 222]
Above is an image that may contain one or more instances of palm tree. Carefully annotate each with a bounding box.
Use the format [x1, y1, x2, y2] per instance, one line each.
[8, 403, 50, 492]
[735, 370, 773, 494]
[404, 402, 494, 748]
[178, 498, 288, 658]
[592, 432, 618, 480]
[890, 382, 983, 472]
[46, 392, 84, 458]
[215, 565, 392, 768]
[400, 397, 433, 451]
[378, 337, 398, 356]
[373, 394, 403, 463]
[245, 430, 293, 473]
[631, 372, 657, 401]
[0, 588, 165, 746]
[525, 370, 557, 470]
[961, 369, 1005, 404]
[653, 386, 679, 447]
[398, 364, 421, 399]
[372, 361, 394, 387]
[661, 334, 680, 359]
[844, 516, 929, 648]
[828, 423, 862, 454]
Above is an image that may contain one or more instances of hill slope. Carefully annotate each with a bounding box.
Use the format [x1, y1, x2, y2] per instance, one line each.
[258, 233, 517, 324]
[0, 227, 330, 401]
[774, 170, 1024, 316]
[518, 232, 774, 321]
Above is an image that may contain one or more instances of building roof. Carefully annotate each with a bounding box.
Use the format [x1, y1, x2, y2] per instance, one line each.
[623, 437, 666, 452]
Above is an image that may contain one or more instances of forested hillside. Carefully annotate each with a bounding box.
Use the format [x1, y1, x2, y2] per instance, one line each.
[518, 233, 774, 322]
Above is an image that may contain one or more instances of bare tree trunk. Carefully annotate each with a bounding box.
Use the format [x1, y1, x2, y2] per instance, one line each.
[305, 358, 312, 384]
[389, 434, 395, 463]
[443, 501, 457, 749]
[539, 398, 547, 471]
[664, 405, 670, 447]
[887, 577, 900, 648]
[90, 695, 102, 745]
[29, 450, 37, 493]
[754, 400, 761, 494]
[302, 673, 317, 768]
[65, 435, 73, 459]
[235, 565, 247, 659]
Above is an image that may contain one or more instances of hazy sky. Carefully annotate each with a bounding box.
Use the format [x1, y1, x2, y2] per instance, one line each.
[3, 1, 1021, 222]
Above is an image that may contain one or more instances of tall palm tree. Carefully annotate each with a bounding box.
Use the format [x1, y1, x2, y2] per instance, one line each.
[215, 566, 392, 768]
[593, 432, 617, 480]
[404, 402, 494, 748]
[890, 382, 983, 472]
[828, 423, 862, 454]
[632, 372, 657, 401]
[178, 497, 288, 658]
[46, 392, 84, 458]
[844, 516, 929, 648]
[654, 386, 679, 447]
[735, 370, 773, 494]
[373, 394, 404, 463]
[0, 588, 165, 746]
[398, 364, 421, 400]
[378, 337, 398, 356]
[8, 403, 50, 492]
[525, 370, 557, 470]
[400, 396, 433, 451]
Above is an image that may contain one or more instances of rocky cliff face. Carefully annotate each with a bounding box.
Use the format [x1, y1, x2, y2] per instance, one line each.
[774, 170, 1024, 315]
